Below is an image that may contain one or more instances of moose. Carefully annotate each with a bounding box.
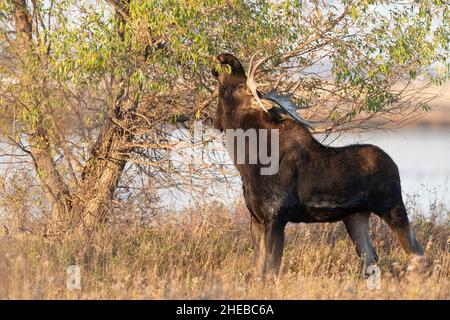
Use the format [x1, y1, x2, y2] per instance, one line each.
[212, 53, 424, 276]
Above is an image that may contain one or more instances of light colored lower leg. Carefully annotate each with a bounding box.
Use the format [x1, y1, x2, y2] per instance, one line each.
[251, 217, 266, 275]
[256, 232, 266, 276]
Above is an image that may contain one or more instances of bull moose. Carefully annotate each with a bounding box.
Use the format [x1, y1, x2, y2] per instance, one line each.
[212, 52, 424, 276]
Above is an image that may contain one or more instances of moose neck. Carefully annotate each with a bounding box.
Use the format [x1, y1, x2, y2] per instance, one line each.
[218, 74, 246, 103]
[220, 94, 318, 144]
[216, 74, 323, 151]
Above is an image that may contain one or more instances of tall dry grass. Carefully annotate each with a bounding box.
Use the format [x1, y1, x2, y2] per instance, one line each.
[0, 201, 449, 299]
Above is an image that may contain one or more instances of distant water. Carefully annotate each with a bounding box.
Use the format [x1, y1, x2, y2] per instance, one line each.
[159, 127, 450, 216]
[1, 127, 449, 217]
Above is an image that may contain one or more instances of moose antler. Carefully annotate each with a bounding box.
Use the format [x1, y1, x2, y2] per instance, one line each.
[246, 51, 271, 113]
[262, 90, 314, 129]
[247, 51, 314, 129]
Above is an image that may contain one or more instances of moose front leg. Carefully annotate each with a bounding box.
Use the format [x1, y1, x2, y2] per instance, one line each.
[264, 218, 287, 276]
[251, 216, 266, 276]
[251, 217, 286, 277]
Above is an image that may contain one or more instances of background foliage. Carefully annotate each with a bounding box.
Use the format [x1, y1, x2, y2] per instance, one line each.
[0, 0, 448, 231]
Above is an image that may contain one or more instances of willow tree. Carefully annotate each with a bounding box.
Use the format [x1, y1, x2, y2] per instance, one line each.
[0, 0, 448, 233]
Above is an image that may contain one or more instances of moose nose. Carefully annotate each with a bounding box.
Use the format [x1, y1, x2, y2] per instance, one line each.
[217, 54, 226, 64]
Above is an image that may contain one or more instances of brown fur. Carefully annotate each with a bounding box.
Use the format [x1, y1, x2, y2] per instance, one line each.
[213, 53, 424, 276]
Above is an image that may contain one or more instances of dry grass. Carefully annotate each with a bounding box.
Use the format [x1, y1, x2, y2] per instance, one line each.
[0, 201, 449, 300]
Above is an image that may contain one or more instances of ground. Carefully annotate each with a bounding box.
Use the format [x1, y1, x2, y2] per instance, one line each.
[0, 202, 448, 299]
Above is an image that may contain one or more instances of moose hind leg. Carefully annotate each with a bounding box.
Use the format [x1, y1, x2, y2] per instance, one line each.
[344, 212, 379, 270]
[379, 205, 424, 256]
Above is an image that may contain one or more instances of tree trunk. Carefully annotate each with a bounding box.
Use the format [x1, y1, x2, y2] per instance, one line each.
[72, 99, 135, 229]
[12, 0, 137, 232]
[13, 0, 73, 229]
[70, 0, 135, 230]
[29, 124, 73, 225]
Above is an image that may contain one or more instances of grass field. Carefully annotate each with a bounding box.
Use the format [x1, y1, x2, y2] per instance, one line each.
[0, 201, 448, 300]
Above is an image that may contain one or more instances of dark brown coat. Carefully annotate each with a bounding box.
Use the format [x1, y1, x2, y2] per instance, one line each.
[213, 53, 424, 276]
